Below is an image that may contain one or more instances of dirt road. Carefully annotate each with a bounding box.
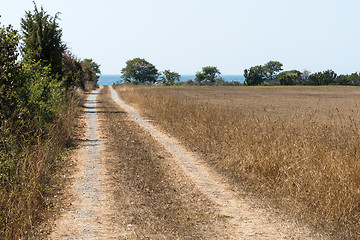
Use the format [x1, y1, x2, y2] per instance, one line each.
[48, 86, 325, 239]
[49, 87, 124, 239]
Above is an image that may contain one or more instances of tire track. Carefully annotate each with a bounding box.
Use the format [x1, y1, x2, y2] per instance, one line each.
[49, 87, 123, 239]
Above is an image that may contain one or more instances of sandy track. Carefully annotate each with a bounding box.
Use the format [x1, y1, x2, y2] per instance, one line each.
[49, 87, 124, 239]
[110, 86, 325, 240]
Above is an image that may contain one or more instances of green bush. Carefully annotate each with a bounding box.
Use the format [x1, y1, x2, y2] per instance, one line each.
[21, 62, 65, 130]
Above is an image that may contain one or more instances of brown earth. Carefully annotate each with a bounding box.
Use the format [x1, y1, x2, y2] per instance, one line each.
[46, 86, 328, 239]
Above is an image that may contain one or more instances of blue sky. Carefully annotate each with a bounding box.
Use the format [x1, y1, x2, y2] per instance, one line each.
[1, 0, 360, 75]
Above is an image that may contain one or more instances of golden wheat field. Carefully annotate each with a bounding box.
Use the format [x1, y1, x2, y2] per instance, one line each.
[116, 85, 360, 238]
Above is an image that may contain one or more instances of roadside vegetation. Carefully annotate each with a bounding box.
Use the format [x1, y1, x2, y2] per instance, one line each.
[118, 85, 360, 239]
[0, 3, 100, 239]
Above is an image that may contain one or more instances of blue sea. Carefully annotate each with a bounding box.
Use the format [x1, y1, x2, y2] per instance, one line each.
[98, 75, 245, 85]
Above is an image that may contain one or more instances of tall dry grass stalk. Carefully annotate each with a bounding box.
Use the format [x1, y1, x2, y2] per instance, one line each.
[0, 91, 82, 239]
[118, 85, 360, 238]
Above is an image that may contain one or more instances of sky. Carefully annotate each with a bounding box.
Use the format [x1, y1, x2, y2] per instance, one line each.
[1, 0, 360, 75]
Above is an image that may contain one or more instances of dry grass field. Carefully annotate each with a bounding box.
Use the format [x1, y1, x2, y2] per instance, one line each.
[116, 85, 360, 239]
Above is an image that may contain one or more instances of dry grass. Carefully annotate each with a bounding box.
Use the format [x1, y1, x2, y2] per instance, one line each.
[0, 92, 83, 239]
[117, 85, 360, 239]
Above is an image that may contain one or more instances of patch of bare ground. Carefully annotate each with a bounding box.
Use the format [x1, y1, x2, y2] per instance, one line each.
[97, 86, 227, 239]
[110, 86, 327, 239]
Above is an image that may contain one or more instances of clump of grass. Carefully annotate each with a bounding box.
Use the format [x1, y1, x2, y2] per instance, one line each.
[117, 85, 360, 239]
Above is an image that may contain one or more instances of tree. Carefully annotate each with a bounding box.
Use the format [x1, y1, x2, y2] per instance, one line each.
[121, 58, 159, 84]
[320, 70, 337, 85]
[62, 52, 100, 90]
[244, 65, 264, 86]
[277, 70, 301, 85]
[336, 73, 360, 86]
[0, 23, 21, 121]
[20, 2, 65, 77]
[308, 70, 337, 85]
[81, 58, 100, 89]
[300, 69, 311, 85]
[263, 61, 283, 82]
[62, 51, 84, 89]
[161, 70, 180, 85]
[195, 66, 221, 84]
[243, 61, 283, 86]
[83, 58, 101, 75]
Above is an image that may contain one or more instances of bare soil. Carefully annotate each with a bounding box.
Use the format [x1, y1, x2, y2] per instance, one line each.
[46, 86, 328, 239]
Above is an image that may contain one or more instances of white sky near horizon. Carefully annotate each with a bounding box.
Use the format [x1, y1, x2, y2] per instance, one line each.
[1, 0, 360, 75]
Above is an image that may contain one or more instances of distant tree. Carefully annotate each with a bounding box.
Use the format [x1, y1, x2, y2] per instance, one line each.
[81, 58, 100, 88]
[121, 58, 159, 84]
[308, 72, 321, 85]
[21, 2, 65, 77]
[300, 69, 311, 85]
[161, 70, 180, 85]
[278, 70, 301, 85]
[336, 72, 360, 86]
[263, 61, 283, 82]
[335, 74, 351, 86]
[309, 70, 337, 85]
[244, 65, 264, 86]
[349, 73, 360, 86]
[83, 58, 101, 75]
[62, 52, 101, 90]
[321, 70, 337, 85]
[62, 51, 84, 89]
[195, 66, 221, 84]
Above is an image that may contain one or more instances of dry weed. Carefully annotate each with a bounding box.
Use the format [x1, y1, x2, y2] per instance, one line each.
[0, 92, 82, 239]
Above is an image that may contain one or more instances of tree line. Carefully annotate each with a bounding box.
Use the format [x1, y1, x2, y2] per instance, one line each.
[120, 58, 230, 86]
[120, 58, 360, 87]
[244, 61, 360, 86]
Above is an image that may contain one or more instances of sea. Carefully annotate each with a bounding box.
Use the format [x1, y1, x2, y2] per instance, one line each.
[98, 75, 245, 85]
